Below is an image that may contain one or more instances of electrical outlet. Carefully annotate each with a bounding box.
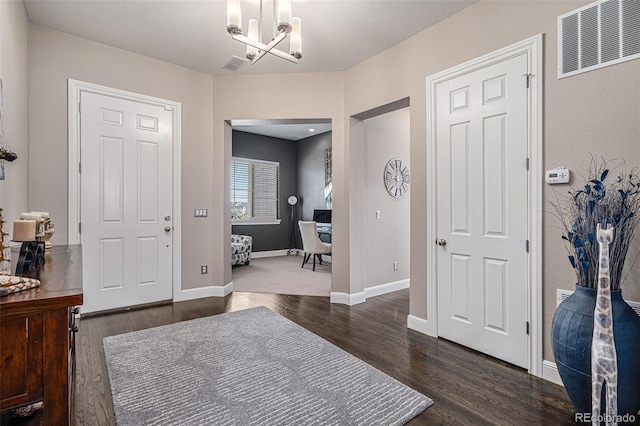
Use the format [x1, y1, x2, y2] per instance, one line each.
[201, 265, 208, 274]
[194, 209, 208, 217]
[393, 261, 398, 271]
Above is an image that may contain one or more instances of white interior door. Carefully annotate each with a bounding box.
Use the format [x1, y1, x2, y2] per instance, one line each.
[435, 53, 529, 368]
[80, 91, 174, 313]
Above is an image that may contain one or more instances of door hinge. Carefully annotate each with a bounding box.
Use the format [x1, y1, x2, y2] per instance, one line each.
[79, 102, 81, 113]
[79, 222, 81, 234]
[526, 240, 530, 252]
[526, 321, 530, 335]
[78, 162, 81, 173]
[523, 73, 533, 89]
[526, 157, 530, 171]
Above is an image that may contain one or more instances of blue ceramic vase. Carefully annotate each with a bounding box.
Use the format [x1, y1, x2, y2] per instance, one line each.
[551, 285, 640, 416]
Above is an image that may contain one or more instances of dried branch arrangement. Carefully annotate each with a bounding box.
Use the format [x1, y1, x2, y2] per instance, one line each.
[551, 156, 640, 290]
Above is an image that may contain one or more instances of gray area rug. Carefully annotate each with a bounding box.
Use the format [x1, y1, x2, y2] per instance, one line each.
[103, 307, 432, 425]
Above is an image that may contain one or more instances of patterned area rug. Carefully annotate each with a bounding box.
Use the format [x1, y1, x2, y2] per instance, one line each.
[103, 307, 432, 425]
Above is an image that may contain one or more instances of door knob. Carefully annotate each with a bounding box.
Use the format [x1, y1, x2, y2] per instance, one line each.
[436, 238, 447, 246]
[164, 226, 172, 232]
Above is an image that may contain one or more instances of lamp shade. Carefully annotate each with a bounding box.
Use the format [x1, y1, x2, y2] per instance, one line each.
[277, 0, 292, 33]
[246, 18, 259, 60]
[290, 17, 302, 59]
[227, 0, 242, 34]
[13, 220, 36, 242]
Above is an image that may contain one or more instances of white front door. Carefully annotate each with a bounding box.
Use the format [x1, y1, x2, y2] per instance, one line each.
[80, 91, 174, 313]
[435, 53, 529, 368]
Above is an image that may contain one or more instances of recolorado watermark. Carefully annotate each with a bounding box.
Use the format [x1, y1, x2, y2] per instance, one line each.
[575, 413, 636, 423]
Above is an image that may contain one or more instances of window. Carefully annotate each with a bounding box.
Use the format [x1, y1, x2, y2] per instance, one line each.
[231, 157, 280, 224]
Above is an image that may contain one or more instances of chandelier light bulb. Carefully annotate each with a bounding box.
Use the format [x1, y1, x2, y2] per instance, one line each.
[227, 0, 301, 65]
[227, 0, 242, 34]
[277, 0, 292, 33]
[246, 18, 259, 60]
[290, 17, 302, 59]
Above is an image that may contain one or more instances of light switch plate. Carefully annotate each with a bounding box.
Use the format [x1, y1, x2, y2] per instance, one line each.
[194, 209, 208, 217]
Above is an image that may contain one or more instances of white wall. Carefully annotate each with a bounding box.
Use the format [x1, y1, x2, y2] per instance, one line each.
[0, 1, 29, 227]
[363, 108, 410, 289]
[28, 25, 214, 290]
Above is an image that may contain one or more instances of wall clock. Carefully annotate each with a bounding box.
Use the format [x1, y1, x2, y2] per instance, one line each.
[287, 195, 298, 206]
[384, 158, 410, 199]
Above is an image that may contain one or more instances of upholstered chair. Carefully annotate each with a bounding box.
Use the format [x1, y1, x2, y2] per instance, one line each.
[231, 234, 252, 266]
[298, 221, 331, 271]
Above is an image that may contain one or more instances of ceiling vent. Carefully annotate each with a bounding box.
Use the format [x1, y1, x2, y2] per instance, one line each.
[558, 0, 640, 79]
[221, 56, 248, 73]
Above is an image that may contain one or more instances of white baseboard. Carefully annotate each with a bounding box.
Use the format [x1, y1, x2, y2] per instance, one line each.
[365, 279, 409, 299]
[542, 360, 564, 386]
[330, 280, 408, 306]
[330, 291, 366, 306]
[251, 249, 289, 259]
[407, 314, 432, 336]
[173, 282, 234, 302]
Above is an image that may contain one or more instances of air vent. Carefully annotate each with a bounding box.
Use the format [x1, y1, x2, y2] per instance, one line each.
[558, 0, 640, 79]
[221, 56, 248, 73]
[557, 289, 640, 317]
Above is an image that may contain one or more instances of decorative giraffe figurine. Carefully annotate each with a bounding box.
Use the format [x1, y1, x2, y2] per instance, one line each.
[591, 223, 618, 426]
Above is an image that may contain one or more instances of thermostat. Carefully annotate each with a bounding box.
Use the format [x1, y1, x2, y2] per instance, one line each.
[546, 167, 570, 184]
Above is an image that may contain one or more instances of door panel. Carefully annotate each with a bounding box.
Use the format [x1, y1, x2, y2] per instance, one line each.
[450, 122, 470, 234]
[81, 92, 173, 313]
[100, 136, 124, 223]
[436, 53, 529, 368]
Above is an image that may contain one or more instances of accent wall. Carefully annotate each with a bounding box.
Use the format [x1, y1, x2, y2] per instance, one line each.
[231, 130, 297, 252]
[296, 131, 332, 222]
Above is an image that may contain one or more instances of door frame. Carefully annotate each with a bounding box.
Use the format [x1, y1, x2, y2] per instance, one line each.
[67, 79, 182, 300]
[425, 34, 543, 376]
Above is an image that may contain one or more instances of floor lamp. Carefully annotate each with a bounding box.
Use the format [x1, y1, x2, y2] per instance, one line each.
[287, 195, 298, 255]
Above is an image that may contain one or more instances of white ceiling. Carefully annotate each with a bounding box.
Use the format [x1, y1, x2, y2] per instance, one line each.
[232, 120, 332, 141]
[23, 0, 476, 140]
[23, 0, 477, 76]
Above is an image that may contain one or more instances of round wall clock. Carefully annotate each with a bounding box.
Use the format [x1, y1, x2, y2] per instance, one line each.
[287, 195, 298, 206]
[384, 158, 410, 199]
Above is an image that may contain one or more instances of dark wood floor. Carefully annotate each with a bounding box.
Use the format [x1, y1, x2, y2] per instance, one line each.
[5, 289, 578, 425]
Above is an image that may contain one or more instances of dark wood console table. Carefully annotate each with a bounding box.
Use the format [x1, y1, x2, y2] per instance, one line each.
[0, 245, 83, 425]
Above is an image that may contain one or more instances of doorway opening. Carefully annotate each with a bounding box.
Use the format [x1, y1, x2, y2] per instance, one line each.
[228, 118, 333, 297]
[344, 98, 411, 305]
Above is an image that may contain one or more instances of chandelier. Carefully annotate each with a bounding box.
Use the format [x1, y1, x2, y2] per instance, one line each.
[226, 0, 302, 65]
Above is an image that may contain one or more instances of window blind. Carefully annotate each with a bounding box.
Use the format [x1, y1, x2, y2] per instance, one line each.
[231, 157, 279, 221]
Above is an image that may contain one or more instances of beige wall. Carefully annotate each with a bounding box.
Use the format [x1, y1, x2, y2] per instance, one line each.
[211, 73, 346, 290]
[344, 0, 640, 361]
[28, 25, 215, 290]
[0, 1, 29, 227]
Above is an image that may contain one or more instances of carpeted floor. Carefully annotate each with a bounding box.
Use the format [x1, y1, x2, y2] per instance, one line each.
[104, 307, 432, 425]
[232, 254, 331, 297]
